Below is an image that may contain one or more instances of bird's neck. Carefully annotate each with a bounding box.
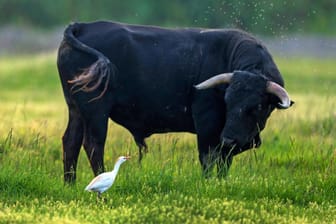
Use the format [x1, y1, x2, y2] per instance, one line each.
[113, 161, 123, 172]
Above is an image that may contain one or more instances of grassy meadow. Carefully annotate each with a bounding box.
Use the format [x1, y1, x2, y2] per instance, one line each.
[0, 53, 335, 223]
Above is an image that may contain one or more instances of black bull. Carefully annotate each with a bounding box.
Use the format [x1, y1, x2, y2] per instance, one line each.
[57, 21, 293, 183]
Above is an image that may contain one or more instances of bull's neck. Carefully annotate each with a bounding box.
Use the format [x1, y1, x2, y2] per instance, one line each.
[225, 36, 284, 86]
[225, 38, 249, 72]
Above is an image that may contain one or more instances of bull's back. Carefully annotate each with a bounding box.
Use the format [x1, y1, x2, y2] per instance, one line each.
[58, 21, 200, 92]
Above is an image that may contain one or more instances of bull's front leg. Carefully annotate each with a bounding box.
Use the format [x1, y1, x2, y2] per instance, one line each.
[199, 145, 233, 178]
[216, 151, 233, 178]
[197, 135, 223, 178]
[198, 149, 217, 178]
[192, 98, 226, 178]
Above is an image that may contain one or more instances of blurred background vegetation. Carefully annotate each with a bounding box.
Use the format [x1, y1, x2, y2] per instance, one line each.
[0, 0, 335, 35]
[0, 0, 335, 56]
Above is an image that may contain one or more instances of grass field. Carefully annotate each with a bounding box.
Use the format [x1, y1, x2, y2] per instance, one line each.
[0, 53, 335, 223]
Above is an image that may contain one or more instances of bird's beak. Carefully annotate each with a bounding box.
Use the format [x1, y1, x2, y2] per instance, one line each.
[125, 156, 131, 160]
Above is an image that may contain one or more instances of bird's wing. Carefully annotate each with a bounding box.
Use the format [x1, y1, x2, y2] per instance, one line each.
[85, 173, 112, 192]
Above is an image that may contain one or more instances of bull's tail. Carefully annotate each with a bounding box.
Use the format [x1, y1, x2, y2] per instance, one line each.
[64, 23, 112, 102]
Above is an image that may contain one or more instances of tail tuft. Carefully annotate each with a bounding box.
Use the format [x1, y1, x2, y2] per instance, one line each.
[68, 57, 111, 102]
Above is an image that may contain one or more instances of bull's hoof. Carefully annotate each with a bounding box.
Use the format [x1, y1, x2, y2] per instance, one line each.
[64, 173, 76, 185]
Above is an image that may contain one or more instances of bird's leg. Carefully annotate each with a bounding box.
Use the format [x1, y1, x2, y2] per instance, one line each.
[97, 192, 101, 200]
[96, 192, 108, 203]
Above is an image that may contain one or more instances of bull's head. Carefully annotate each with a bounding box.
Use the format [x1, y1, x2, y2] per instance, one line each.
[195, 70, 293, 154]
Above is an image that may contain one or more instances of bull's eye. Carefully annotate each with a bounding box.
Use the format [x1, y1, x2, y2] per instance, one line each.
[242, 104, 262, 117]
[246, 105, 262, 118]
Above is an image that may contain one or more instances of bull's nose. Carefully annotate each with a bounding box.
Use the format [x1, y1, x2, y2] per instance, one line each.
[221, 137, 236, 148]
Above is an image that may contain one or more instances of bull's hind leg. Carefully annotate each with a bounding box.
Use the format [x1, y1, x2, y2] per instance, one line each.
[62, 109, 84, 183]
[83, 114, 109, 176]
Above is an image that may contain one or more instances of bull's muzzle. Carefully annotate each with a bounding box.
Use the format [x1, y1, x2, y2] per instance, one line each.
[221, 137, 236, 148]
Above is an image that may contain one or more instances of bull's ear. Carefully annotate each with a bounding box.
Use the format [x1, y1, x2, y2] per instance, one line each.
[275, 100, 294, 109]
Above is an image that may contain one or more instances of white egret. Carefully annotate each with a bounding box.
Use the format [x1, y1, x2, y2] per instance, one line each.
[85, 156, 130, 198]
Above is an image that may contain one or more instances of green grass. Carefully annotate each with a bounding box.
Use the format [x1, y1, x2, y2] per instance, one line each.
[0, 54, 335, 223]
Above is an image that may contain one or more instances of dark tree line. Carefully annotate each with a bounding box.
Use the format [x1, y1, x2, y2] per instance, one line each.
[0, 0, 335, 35]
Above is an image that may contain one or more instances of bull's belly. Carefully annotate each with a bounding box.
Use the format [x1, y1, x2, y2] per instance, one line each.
[109, 105, 196, 138]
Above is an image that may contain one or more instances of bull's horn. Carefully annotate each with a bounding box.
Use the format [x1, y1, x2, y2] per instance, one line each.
[266, 81, 291, 108]
[194, 73, 233, 90]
